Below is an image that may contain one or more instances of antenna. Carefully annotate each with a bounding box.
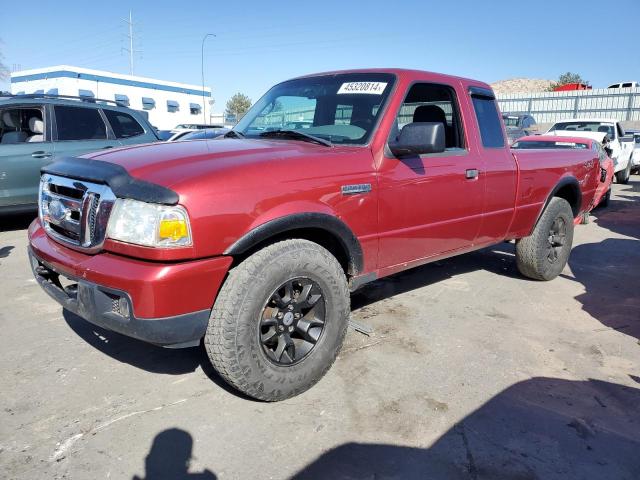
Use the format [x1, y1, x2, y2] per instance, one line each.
[121, 10, 141, 75]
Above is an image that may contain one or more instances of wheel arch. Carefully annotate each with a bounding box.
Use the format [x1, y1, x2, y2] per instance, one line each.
[534, 176, 582, 229]
[224, 213, 364, 277]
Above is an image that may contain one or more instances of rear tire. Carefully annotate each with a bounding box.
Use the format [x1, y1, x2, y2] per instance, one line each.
[516, 197, 574, 281]
[616, 161, 631, 184]
[205, 239, 350, 401]
[600, 187, 611, 208]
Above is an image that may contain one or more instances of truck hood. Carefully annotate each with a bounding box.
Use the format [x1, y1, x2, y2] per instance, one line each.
[546, 130, 607, 143]
[86, 138, 339, 191]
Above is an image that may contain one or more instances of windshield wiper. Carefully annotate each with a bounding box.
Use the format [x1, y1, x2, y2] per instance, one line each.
[259, 129, 332, 147]
[224, 130, 245, 138]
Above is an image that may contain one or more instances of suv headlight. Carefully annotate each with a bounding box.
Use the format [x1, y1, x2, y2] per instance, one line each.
[106, 199, 192, 247]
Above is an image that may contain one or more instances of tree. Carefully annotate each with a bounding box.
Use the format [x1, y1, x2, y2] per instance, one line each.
[225, 93, 252, 121]
[549, 72, 589, 91]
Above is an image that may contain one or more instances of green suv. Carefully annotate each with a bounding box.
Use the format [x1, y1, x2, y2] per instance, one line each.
[0, 95, 159, 214]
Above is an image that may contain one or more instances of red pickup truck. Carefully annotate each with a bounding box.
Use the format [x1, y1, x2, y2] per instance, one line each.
[28, 69, 600, 401]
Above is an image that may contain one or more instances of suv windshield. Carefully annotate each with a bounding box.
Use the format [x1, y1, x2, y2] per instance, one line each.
[233, 73, 395, 145]
[550, 121, 615, 139]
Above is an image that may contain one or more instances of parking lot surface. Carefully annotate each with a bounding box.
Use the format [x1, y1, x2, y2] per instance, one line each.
[1, 179, 639, 480]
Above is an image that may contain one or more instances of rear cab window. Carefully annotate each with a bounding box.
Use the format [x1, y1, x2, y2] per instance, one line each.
[470, 88, 505, 148]
[103, 109, 145, 139]
[54, 106, 107, 141]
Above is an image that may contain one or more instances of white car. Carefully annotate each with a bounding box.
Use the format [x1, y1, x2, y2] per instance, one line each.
[546, 118, 635, 184]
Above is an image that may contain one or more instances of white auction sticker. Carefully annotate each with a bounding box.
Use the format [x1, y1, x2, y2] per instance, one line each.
[337, 82, 388, 95]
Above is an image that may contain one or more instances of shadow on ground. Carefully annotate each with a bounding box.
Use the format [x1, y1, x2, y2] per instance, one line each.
[352, 242, 521, 310]
[62, 242, 524, 387]
[62, 309, 248, 398]
[133, 428, 216, 480]
[567, 179, 640, 342]
[290, 377, 640, 480]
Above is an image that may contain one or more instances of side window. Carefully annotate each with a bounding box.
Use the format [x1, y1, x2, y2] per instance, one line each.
[54, 106, 107, 141]
[0, 107, 45, 143]
[471, 95, 505, 148]
[103, 110, 145, 138]
[390, 83, 465, 149]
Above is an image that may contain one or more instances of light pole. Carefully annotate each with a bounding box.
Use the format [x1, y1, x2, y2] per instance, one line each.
[201, 33, 215, 124]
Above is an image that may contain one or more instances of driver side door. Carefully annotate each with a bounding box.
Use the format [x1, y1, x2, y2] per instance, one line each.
[376, 82, 485, 271]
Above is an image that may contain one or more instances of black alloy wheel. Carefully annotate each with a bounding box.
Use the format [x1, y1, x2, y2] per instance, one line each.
[547, 217, 567, 264]
[259, 278, 326, 365]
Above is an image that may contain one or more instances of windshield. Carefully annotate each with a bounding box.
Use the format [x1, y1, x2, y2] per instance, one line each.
[550, 121, 615, 139]
[502, 116, 520, 127]
[233, 73, 395, 145]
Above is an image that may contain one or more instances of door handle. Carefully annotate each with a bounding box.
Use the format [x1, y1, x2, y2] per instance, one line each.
[32, 151, 53, 159]
[102, 145, 115, 149]
[465, 168, 479, 180]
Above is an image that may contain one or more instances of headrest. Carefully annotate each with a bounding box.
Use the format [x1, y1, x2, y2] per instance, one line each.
[413, 105, 446, 124]
[29, 117, 44, 134]
[597, 126, 609, 133]
[2, 111, 18, 128]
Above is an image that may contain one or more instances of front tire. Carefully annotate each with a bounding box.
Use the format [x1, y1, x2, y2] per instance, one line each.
[516, 197, 574, 281]
[205, 239, 350, 401]
[616, 160, 631, 184]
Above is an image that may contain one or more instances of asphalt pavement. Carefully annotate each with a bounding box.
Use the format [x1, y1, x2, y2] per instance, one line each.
[1, 178, 639, 479]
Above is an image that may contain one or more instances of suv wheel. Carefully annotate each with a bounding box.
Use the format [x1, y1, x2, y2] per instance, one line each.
[205, 239, 350, 401]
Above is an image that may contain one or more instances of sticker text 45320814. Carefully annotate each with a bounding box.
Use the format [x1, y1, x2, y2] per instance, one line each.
[337, 82, 388, 95]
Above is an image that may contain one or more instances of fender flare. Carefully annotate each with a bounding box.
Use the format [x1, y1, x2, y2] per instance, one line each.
[224, 213, 364, 275]
[533, 176, 582, 229]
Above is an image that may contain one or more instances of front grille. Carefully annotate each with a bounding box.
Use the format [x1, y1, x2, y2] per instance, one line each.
[39, 174, 116, 253]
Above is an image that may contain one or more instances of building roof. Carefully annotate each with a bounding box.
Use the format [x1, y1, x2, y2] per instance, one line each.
[11, 65, 211, 97]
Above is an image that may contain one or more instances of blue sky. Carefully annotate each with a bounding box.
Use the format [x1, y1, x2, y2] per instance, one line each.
[2, 0, 639, 112]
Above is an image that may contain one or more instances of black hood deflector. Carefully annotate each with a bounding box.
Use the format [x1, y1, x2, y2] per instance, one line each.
[42, 157, 179, 205]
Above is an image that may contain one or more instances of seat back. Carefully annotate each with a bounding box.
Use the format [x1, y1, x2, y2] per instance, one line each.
[1, 111, 28, 144]
[412, 105, 452, 147]
[26, 117, 44, 142]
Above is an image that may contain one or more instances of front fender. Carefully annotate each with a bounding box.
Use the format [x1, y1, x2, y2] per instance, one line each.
[224, 211, 364, 275]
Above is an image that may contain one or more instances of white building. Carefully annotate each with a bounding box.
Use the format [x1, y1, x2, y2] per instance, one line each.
[10, 65, 213, 129]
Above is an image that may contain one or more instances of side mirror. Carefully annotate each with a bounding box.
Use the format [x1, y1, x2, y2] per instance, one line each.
[389, 122, 446, 157]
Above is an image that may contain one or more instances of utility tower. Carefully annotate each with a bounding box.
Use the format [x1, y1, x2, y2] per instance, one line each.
[122, 10, 140, 75]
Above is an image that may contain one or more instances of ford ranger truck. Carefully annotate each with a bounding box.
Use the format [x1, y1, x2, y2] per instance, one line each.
[28, 69, 600, 401]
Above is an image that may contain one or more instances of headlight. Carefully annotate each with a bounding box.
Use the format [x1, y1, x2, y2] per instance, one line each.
[106, 199, 192, 248]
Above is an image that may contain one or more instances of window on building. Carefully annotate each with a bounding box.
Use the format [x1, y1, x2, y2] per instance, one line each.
[190, 103, 202, 115]
[103, 109, 144, 139]
[471, 94, 504, 148]
[167, 100, 179, 113]
[114, 94, 130, 107]
[54, 106, 107, 141]
[142, 97, 156, 110]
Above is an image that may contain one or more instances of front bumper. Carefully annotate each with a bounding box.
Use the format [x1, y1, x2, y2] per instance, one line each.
[28, 219, 232, 347]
